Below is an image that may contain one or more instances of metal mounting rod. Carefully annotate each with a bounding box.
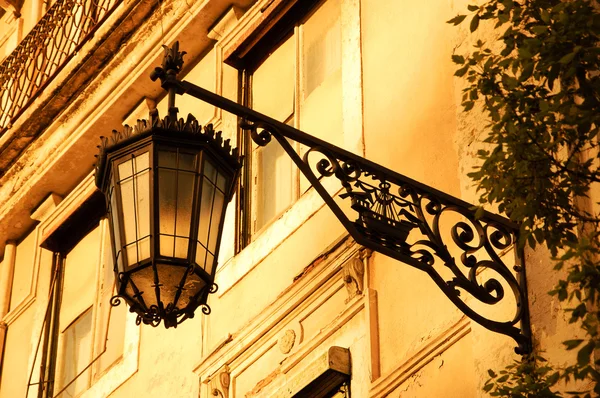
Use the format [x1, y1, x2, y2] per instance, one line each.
[151, 43, 532, 354]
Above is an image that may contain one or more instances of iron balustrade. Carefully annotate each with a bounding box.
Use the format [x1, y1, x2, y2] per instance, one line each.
[0, 0, 121, 132]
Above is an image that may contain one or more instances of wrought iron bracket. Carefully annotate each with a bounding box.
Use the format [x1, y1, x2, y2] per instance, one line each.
[151, 43, 532, 355]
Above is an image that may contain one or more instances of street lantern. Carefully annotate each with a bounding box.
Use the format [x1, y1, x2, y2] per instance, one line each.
[95, 114, 240, 328]
[95, 42, 532, 354]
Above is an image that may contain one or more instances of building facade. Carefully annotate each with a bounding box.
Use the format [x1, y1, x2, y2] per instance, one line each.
[0, 0, 582, 397]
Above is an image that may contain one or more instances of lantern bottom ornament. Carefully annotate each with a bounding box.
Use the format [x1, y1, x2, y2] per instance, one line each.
[95, 111, 241, 328]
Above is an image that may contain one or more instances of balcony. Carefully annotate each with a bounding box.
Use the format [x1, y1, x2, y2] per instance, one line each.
[0, 0, 160, 177]
[0, 0, 121, 131]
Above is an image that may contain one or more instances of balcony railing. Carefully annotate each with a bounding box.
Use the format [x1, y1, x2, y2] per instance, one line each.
[0, 0, 120, 133]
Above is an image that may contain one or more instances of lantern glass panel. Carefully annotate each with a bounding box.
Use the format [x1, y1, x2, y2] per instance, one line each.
[158, 150, 198, 258]
[196, 157, 229, 273]
[117, 152, 151, 267]
[108, 180, 124, 272]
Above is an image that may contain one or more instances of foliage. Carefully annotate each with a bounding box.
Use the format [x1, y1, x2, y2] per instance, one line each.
[448, 0, 600, 396]
[484, 355, 561, 397]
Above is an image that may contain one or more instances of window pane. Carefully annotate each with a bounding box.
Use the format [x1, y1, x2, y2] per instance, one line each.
[252, 35, 295, 121]
[302, 0, 341, 98]
[61, 226, 100, 329]
[158, 166, 177, 257]
[159, 150, 197, 258]
[198, 175, 215, 247]
[98, 221, 126, 375]
[255, 141, 295, 231]
[300, 0, 342, 192]
[196, 159, 228, 272]
[118, 152, 151, 265]
[57, 309, 93, 398]
[109, 182, 124, 272]
[208, 188, 225, 253]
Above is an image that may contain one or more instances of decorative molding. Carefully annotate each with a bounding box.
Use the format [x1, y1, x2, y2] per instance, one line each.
[0, 241, 16, 324]
[360, 246, 380, 381]
[342, 256, 364, 302]
[194, 236, 361, 381]
[30, 193, 63, 222]
[80, 311, 140, 398]
[369, 316, 471, 397]
[278, 329, 296, 355]
[208, 7, 244, 41]
[219, 0, 296, 67]
[2, 222, 42, 326]
[268, 347, 350, 398]
[210, 365, 231, 398]
[37, 174, 97, 248]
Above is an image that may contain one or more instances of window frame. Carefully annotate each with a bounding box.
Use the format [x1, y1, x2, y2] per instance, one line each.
[29, 177, 140, 398]
[235, 0, 339, 248]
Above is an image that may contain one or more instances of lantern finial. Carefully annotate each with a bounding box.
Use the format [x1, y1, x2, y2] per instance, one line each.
[150, 41, 187, 120]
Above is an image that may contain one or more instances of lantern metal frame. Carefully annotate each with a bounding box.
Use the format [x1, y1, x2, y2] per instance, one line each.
[99, 42, 532, 354]
[95, 76, 241, 328]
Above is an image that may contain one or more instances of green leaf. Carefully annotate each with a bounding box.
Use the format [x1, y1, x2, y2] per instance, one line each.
[475, 206, 485, 220]
[452, 54, 465, 64]
[531, 25, 547, 34]
[559, 51, 576, 64]
[547, 371, 560, 385]
[577, 341, 594, 366]
[447, 14, 467, 25]
[520, 62, 534, 82]
[541, 9, 551, 24]
[563, 339, 584, 350]
[488, 369, 497, 378]
[496, 374, 509, 383]
[560, 250, 575, 260]
[470, 15, 480, 32]
[455, 65, 469, 77]
[467, 4, 479, 12]
[498, 12, 509, 24]
[502, 74, 518, 89]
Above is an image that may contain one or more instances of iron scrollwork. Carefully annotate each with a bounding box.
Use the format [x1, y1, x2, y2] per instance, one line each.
[299, 145, 531, 354]
[237, 120, 530, 354]
[158, 42, 532, 354]
[239, 117, 274, 147]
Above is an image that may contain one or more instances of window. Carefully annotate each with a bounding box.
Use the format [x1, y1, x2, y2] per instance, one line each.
[293, 380, 349, 398]
[58, 308, 93, 398]
[323, 381, 350, 398]
[31, 192, 128, 398]
[287, 346, 350, 398]
[239, 0, 343, 243]
[52, 221, 128, 398]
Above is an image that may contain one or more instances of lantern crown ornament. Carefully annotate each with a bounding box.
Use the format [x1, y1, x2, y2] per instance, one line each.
[94, 46, 241, 328]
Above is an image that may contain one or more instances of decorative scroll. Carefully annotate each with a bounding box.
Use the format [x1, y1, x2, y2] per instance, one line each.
[0, 0, 120, 131]
[342, 257, 364, 302]
[299, 144, 530, 354]
[239, 119, 530, 354]
[111, 281, 217, 328]
[210, 365, 231, 398]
